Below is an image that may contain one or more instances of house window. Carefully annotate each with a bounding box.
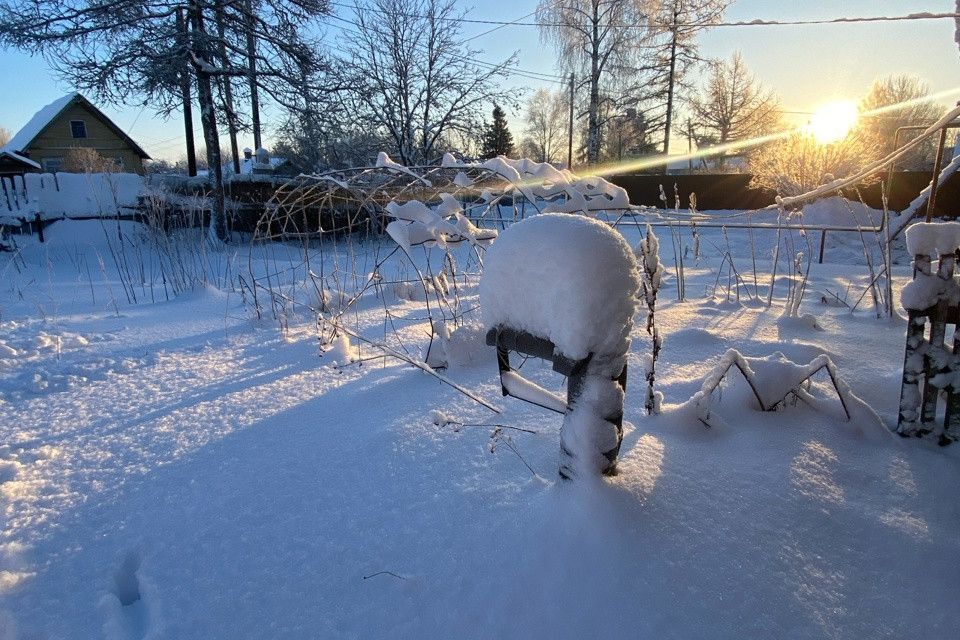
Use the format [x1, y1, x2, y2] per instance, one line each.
[41, 157, 63, 173]
[70, 120, 87, 139]
[113, 157, 124, 170]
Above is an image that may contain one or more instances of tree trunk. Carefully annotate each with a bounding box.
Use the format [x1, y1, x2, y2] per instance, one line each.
[189, 3, 227, 244]
[586, 7, 601, 165]
[215, 3, 241, 176]
[663, 8, 679, 155]
[177, 9, 197, 177]
[244, 0, 262, 150]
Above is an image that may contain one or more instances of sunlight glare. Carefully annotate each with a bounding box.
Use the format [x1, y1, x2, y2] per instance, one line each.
[807, 101, 859, 144]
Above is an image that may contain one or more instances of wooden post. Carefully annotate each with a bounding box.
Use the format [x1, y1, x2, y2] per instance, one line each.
[926, 127, 949, 222]
[920, 253, 955, 426]
[898, 253, 931, 433]
[35, 212, 44, 243]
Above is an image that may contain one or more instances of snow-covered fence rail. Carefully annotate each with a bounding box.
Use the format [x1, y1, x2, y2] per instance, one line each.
[898, 222, 960, 445]
[0, 172, 144, 225]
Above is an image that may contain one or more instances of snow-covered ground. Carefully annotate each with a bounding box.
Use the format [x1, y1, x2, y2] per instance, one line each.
[1, 211, 958, 639]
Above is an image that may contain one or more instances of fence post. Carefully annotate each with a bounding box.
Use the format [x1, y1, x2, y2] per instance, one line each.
[35, 212, 44, 243]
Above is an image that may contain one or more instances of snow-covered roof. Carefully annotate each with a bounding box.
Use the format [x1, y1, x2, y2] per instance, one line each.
[0, 149, 41, 170]
[3, 93, 78, 154]
[2, 92, 150, 160]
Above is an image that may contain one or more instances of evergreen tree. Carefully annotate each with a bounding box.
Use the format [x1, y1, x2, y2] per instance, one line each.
[481, 105, 515, 159]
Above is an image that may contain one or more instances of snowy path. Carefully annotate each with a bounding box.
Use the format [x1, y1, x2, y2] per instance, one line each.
[1, 224, 958, 639]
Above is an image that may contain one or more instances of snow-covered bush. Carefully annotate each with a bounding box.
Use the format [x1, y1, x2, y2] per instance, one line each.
[635, 224, 665, 415]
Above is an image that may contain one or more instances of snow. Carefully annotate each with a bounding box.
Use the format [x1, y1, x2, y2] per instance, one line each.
[480, 213, 641, 361]
[443, 155, 630, 214]
[2, 214, 959, 639]
[384, 196, 497, 253]
[904, 220, 960, 256]
[2, 93, 78, 153]
[1, 172, 144, 221]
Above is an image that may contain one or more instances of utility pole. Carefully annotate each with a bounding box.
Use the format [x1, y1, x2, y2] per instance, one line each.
[176, 8, 197, 177]
[567, 72, 575, 169]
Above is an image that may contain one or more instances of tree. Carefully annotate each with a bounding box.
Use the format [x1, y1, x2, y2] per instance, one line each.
[748, 131, 879, 197]
[689, 52, 781, 168]
[480, 105, 515, 159]
[521, 89, 567, 163]
[602, 109, 657, 161]
[647, 0, 732, 153]
[0, 0, 336, 241]
[64, 148, 121, 173]
[537, 0, 655, 165]
[859, 74, 941, 170]
[343, 0, 517, 165]
[0, 127, 10, 147]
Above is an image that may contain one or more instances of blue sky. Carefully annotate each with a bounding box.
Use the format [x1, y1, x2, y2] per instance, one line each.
[1, 0, 958, 160]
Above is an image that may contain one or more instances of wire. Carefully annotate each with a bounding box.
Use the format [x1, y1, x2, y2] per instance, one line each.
[327, 3, 960, 30]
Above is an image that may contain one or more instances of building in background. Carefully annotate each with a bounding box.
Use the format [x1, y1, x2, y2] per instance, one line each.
[0, 92, 149, 176]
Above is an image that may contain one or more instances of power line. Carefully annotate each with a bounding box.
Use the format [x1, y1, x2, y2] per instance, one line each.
[327, 3, 960, 31]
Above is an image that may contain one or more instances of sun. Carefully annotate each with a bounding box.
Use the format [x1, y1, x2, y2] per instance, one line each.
[807, 101, 859, 144]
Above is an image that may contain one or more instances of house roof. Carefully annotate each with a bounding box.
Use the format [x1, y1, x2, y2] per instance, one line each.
[0, 150, 41, 170]
[3, 92, 150, 160]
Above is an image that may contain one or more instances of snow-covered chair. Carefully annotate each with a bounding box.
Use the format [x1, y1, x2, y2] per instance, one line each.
[898, 222, 960, 445]
[480, 213, 641, 478]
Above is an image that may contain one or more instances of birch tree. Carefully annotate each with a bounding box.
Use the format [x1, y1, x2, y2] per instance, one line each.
[537, 0, 656, 165]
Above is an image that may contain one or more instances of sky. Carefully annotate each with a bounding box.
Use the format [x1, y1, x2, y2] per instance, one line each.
[0, 0, 958, 161]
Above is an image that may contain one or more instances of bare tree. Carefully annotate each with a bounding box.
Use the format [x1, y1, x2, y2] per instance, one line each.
[859, 74, 941, 170]
[0, 127, 10, 147]
[689, 52, 781, 168]
[749, 131, 879, 197]
[537, 0, 656, 165]
[647, 0, 732, 153]
[343, 0, 517, 165]
[522, 89, 568, 163]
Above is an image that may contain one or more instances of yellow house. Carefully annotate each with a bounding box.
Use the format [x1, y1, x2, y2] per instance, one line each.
[1, 92, 150, 175]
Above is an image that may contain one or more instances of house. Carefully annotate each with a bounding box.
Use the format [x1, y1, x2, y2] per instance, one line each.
[1, 92, 150, 176]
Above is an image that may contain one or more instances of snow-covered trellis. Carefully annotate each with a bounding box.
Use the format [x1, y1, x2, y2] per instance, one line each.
[691, 349, 854, 429]
[898, 222, 960, 445]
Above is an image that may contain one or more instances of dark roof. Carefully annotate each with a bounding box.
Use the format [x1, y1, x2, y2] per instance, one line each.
[3, 92, 150, 160]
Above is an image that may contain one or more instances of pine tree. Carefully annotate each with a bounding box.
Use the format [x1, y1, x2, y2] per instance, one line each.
[481, 105, 515, 159]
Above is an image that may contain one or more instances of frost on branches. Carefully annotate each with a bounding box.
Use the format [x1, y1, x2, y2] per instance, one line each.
[635, 224, 665, 415]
